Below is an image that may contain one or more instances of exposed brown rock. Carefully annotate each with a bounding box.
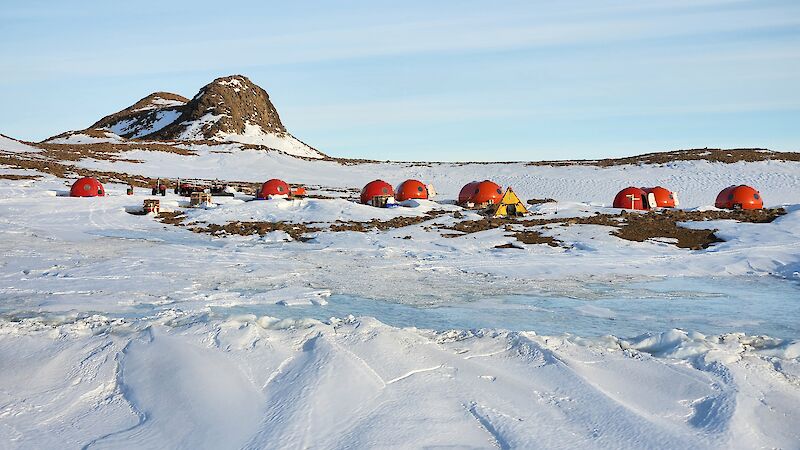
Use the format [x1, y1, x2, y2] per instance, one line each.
[36, 142, 195, 161]
[151, 75, 285, 141]
[328, 212, 447, 232]
[199, 221, 319, 241]
[494, 242, 523, 249]
[0, 174, 41, 180]
[156, 211, 187, 226]
[527, 198, 556, 205]
[511, 231, 561, 247]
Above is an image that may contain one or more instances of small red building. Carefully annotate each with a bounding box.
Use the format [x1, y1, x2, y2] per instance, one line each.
[458, 180, 503, 206]
[643, 186, 678, 208]
[715, 185, 763, 210]
[613, 187, 648, 210]
[360, 179, 394, 206]
[395, 179, 428, 201]
[70, 177, 105, 197]
[258, 179, 291, 199]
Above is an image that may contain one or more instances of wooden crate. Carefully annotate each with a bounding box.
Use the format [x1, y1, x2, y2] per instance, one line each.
[143, 199, 160, 214]
[190, 192, 213, 207]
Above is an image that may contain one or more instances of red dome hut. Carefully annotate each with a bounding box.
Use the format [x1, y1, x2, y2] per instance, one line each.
[613, 187, 648, 210]
[458, 181, 480, 204]
[70, 177, 105, 197]
[458, 180, 503, 206]
[395, 179, 428, 201]
[715, 185, 763, 210]
[360, 179, 394, 206]
[258, 179, 291, 199]
[643, 186, 678, 208]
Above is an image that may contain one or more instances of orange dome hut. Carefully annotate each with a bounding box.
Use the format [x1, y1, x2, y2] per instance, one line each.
[643, 186, 678, 208]
[613, 187, 648, 210]
[360, 179, 394, 206]
[70, 177, 105, 197]
[715, 185, 763, 210]
[395, 179, 428, 201]
[458, 180, 503, 206]
[258, 179, 291, 199]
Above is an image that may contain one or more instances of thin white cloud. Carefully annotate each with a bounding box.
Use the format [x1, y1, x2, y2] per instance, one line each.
[3, 1, 798, 79]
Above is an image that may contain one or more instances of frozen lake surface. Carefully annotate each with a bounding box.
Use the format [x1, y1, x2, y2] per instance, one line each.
[216, 276, 800, 340]
[5, 274, 797, 340]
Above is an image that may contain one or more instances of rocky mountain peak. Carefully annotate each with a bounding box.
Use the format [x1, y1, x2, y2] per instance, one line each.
[151, 75, 287, 141]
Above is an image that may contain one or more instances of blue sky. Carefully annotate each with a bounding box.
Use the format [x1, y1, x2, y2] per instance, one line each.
[1, 0, 798, 161]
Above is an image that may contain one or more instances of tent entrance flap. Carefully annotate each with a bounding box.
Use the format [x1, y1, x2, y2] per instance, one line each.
[492, 188, 529, 217]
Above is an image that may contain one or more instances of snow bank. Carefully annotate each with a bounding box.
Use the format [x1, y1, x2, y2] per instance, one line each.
[183, 197, 453, 226]
[618, 329, 800, 361]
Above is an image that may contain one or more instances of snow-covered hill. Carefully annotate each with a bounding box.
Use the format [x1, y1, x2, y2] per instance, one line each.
[43, 75, 325, 159]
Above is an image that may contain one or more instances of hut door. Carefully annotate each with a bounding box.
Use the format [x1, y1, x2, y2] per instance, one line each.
[646, 193, 656, 209]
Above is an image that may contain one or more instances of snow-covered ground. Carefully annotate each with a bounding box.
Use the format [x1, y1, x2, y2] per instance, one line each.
[1, 144, 799, 448]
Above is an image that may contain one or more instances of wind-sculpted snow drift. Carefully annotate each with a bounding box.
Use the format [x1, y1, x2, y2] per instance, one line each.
[0, 314, 798, 449]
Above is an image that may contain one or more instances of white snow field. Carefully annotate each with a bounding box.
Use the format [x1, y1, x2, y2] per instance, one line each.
[1, 143, 800, 448]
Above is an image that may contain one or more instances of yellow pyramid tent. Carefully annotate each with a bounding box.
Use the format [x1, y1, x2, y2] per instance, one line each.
[491, 188, 529, 217]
